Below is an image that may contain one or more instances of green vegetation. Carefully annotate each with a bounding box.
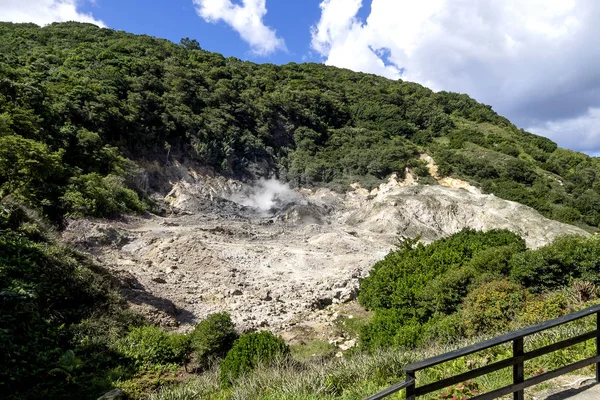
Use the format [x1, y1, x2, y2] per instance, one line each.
[190, 312, 238, 367]
[4, 21, 600, 399]
[115, 326, 191, 370]
[358, 229, 600, 351]
[2, 22, 600, 229]
[0, 198, 143, 399]
[219, 331, 290, 387]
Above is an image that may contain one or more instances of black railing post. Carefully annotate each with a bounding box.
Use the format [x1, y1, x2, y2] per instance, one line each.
[513, 337, 524, 400]
[406, 370, 416, 400]
[596, 311, 600, 383]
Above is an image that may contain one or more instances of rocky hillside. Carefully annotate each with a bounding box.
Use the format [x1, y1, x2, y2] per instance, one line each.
[62, 160, 588, 335]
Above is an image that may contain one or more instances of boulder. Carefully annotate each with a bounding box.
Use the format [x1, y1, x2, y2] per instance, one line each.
[97, 388, 126, 400]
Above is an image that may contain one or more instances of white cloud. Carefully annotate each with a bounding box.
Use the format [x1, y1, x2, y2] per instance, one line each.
[0, 0, 105, 27]
[530, 108, 600, 154]
[194, 0, 285, 56]
[311, 0, 600, 153]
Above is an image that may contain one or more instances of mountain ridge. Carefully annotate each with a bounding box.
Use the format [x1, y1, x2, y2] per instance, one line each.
[2, 21, 599, 231]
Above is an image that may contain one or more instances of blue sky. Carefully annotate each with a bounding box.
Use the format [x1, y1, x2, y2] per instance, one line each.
[3, 0, 600, 154]
[79, 0, 332, 65]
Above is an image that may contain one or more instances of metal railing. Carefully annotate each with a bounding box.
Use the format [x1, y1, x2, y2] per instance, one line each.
[365, 304, 600, 400]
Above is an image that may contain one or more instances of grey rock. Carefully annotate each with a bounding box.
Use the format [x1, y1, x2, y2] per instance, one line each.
[97, 388, 126, 400]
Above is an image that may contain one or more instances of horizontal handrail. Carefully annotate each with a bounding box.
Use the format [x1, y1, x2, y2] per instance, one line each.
[404, 304, 600, 372]
[471, 354, 600, 400]
[363, 377, 415, 400]
[364, 304, 600, 400]
[414, 329, 599, 397]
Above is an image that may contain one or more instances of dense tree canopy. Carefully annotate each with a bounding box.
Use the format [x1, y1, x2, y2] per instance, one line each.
[4, 22, 599, 228]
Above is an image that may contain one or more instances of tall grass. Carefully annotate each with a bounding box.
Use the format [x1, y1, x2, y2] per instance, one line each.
[149, 313, 598, 400]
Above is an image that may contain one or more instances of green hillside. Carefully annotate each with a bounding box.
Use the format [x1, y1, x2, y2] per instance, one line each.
[1, 22, 599, 228]
[3, 22, 600, 399]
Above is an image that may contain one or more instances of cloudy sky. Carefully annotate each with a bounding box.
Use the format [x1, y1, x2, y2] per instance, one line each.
[2, 0, 599, 155]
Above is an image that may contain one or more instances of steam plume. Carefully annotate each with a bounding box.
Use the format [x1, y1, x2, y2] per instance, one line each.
[228, 178, 300, 213]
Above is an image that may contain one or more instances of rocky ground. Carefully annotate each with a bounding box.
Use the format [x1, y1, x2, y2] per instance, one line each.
[62, 160, 589, 340]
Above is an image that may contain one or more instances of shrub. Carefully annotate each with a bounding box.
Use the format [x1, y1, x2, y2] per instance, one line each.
[467, 244, 524, 275]
[516, 292, 569, 326]
[219, 331, 289, 386]
[359, 229, 525, 319]
[190, 313, 238, 366]
[116, 326, 191, 369]
[460, 280, 530, 336]
[509, 235, 600, 293]
[360, 311, 423, 351]
[62, 173, 146, 218]
[417, 267, 475, 317]
[421, 313, 466, 345]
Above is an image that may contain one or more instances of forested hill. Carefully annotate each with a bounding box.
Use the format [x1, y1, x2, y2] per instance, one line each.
[1, 21, 600, 229]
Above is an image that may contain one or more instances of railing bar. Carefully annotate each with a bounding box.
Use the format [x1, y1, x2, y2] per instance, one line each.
[404, 304, 600, 372]
[513, 337, 524, 400]
[406, 371, 416, 400]
[524, 330, 597, 361]
[471, 354, 600, 400]
[412, 330, 598, 397]
[414, 357, 519, 396]
[363, 378, 415, 400]
[596, 312, 600, 383]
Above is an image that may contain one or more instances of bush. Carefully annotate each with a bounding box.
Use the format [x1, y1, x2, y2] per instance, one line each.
[516, 292, 569, 326]
[62, 173, 146, 218]
[460, 280, 530, 336]
[359, 229, 525, 319]
[421, 313, 466, 345]
[360, 310, 423, 351]
[219, 331, 289, 386]
[417, 267, 475, 317]
[116, 326, 191, 369]
[190, 313, 238, 366]
[509, 235, 600, 293]
[467, 244, 524, 275]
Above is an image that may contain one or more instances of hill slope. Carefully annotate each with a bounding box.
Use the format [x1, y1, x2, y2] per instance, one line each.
[1, 22, 600, 229]
[2, 22, 600, 400]
[60, 168, 588, 333]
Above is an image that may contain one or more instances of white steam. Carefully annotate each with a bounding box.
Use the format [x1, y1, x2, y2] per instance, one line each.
[228, 178, 300, 213]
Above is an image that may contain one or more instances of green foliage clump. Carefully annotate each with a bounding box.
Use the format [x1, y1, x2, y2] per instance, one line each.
[359, 229, 525, 319]
[358, 230, 600, 351]
[360, 311, 422, 350]
[116, 326, 191, 369]
[190, 313, 238, 366]
[358, 229, 525, 350]
[516, 291, 570, 326]
[220, 331, 289, 387]
[286, 127, 420, 188]
[62, 173, 146, 218]
[0, 199, 142, 399]
[460, 280, 530, 336]
[509, 235, 600, 292]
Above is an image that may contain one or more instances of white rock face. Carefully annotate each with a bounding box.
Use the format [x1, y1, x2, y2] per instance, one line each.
[63, 167, 588, 333]
[345, 183, 587, 249]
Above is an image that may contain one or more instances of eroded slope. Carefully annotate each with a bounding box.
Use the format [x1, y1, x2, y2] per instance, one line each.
[63, 168, 588, 333]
